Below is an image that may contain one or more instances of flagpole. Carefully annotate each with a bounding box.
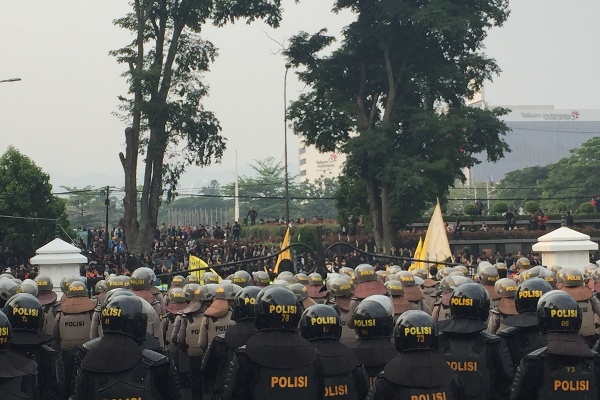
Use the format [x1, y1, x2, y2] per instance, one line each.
[234, 150, 240, 222]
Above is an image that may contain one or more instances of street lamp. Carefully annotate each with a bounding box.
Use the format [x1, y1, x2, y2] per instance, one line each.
[0, 78, 21, 84]
[284, 63, 291, 225]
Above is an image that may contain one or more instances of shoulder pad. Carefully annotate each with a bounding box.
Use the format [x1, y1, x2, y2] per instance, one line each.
[236, 345, 247, 354]
[497, 326, 518, 337]
[141, 349, 169, 366]
[40, 344, 58, 355]
[524, 347, 548, 360]
[490, 308, 500, 315]
[480, 331, 500, 343]
[215, 333, 226, 341]
[83, 337, 102, 352]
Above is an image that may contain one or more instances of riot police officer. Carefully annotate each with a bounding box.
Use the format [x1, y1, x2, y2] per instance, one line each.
[385, 280, 411, 320]
[510, 290, 600, 400]
[307, 272, 328, 304]
[0, 277, 18, 308]
[130, 267, 162, 316]
[5, 293, 64, 400]
[53, 281, 96, 396]
[367, 310, 465, 400]
[232, 270, 252, 288]
[560, 268, 600, 347]
[299, 304, 369, 400]
[438, 283, 514, 400]
[347, 295, 398, 386]
[478, 266, 500, 310]
[0, 309, 38, 399]
[432, 275, 472, 326]
[201, 286, 261, 400]
[288, 282, 317, 311]
[253, 271, 271, 288]
[497, 278, 552, 368]
[35, 275, 61, 337]
[487, 277, 518, 334]
[330, 276, 357, 345]
[222, 286, 325, 400]
[397, 271, 431, 314]
[71, 295, 181, 399]
[198, 283, 238, 355]
[347, 264, 387, 329]
[162, 287, 188, 363]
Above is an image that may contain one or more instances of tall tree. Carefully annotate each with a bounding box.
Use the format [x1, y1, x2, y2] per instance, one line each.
[494, 166, 548, 210]
[114, 0, 283, 254]
[0, 146, 68, 256]
[285, 0, 511, 249]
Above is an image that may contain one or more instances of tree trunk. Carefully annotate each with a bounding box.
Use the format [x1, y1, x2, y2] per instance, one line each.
[363, 179, 384, 248]
[380, 185, 395, 252]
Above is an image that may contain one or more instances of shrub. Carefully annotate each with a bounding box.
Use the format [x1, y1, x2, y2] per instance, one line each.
[524, 201, 539, 214]
[580, 202, 595, 214]
[556, 202, 568, 212]
[493, 202, 509, 215]
[463, 204, 479, 216]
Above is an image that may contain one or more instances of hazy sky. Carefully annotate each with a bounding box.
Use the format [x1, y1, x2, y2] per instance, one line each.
[1, 0, 599, 194]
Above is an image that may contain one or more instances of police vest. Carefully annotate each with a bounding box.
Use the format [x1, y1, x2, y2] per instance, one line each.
[251, 356, 321, 400]
[498, 327, 546, 368]
[387, 380, 456, 400]
[323, 370, 359, 400]
[207, 311, 235, 344]
[578, 300, 596, 337]
[539, 353, 598, 400]
[439, 333, 493, 400]
[433, 303, 451, 322]
[88, 350, 166, 400]
[337, 309, 356, 345]
[59, 312, 93, 351]
[42, 303, 60, 337]
[185, 311, 204, 357]
[0, 375, 37, 400]
[422, 287, 438, 312]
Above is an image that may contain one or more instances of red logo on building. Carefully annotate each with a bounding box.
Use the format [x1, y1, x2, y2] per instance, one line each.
[329, 153, 338, 162]
[571, 111, 580, 120]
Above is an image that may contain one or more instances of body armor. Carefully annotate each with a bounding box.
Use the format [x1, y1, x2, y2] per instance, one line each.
[182, 311, 205, 357]
[55, 311, 93, 351]
[577, 299, 596, 337]
[199, 310, 235, 353]
[497, 326, 546, 368]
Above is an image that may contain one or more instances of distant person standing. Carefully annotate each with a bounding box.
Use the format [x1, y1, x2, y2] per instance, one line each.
[232, 221, 241, 241]
[247, 207, 258, 226]
[537, 211, 548, 231]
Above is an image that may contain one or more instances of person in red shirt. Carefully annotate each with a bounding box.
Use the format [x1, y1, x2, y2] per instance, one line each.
[537, 211, 549, 231]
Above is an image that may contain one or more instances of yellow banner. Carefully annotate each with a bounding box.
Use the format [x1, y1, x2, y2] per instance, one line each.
[273, 227, 291, 274]
[189, 255, 208, 280]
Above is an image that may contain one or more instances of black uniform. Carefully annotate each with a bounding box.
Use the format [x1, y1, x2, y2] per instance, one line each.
[0, 344, 38, 399]
[347, 338, 397, 387]
[498, 311, 547, 369]
[367, 351, 465, 400]
[510, 332, 600, 400]
[222, 330, 325, 400]
[71, 334, 181, 400]
[201, 318, 257, 400]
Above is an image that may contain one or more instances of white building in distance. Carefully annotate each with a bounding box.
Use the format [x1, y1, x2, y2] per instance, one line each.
[298, 144, 346, 183]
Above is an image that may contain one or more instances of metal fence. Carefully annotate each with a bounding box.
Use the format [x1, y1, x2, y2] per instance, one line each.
[166, 207, 234, 227]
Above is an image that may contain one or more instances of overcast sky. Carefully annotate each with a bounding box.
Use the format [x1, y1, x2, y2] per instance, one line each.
[1, 0, 599, 194]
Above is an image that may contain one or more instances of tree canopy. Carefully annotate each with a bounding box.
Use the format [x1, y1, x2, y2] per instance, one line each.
[0, 146, 68, 255]
[114, 0, 284, 254]
[285, 0, 511, 249]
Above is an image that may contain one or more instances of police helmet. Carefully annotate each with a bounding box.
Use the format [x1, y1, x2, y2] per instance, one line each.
[515, 278, 552, 314]
[299, 304, 342, 341]
[396, 271, 416, 287]
[440, 275, 472, 294]
[0, 311, 11, 351]
[519, 265, 543, 283]
[329, 277, 353, 297]
[308, 273, 324, 286]
[385, 280, 404, 297]
[355, 264, 377, 283]
[34, 275, 53, 292]
[276, 271, 295, 284]
[66, 281, 89, 298]
[436, 267, 455, 281]
[561, 268, 584, 288]
[516, 257, 531, 270]
[583, 263, 598, 280]
[477, 261, 494, 275]
[232, 270, 251, 288]
[294, 273, 309, 285]
[537, 290, 581, 334]
[183, 283, 203, 301]
[352, 295, 394, 339]
[454, 265, 469, 277]
[0, 279, 19, 302]
[394, 310, 437, 353]
[18, 279, 38, 297]
[139, 267, 157, 285]
[103, 288, 136, 308]
[60, 276, 80, 293]
[537, 267, 556, 288]
[232, 286, 261, 323]
[254, 286, 301, 332]
[495, 278, 518, 298]
[171, 275, 186, 287]
[168, 288, 188, 304]
[120, 276, 131, 288]
[449, 283, 490, 322]
[0, 273, 13, 280]
[214, 283, 237, 300]
[478, 266, 499, 286]
[339, 267, 355, 278]
[376, 270, 391, 283]
[253, 271, 271, 287]
[130, 268, 152, 290]
[106, 276, 125, 290]
[495, 262, 508, 278]
[95, 280, 108, 294]
[4, 293, 44, 333]
[101, 296, 148, 340]
[288, 283, 310, 302]
[185, 275, 200, 285]
[411, 268, 428, 280]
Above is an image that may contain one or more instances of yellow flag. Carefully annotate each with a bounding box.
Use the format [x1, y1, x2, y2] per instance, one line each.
[273, 227, 291, 274]
[421, 200, 452, 270]
[409, 237, 423, 271]
[189, 254, 208, 280]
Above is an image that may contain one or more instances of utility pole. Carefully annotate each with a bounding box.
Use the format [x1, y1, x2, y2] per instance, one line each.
[105, 186, 110, 250]
[284, 63, 291, 224]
